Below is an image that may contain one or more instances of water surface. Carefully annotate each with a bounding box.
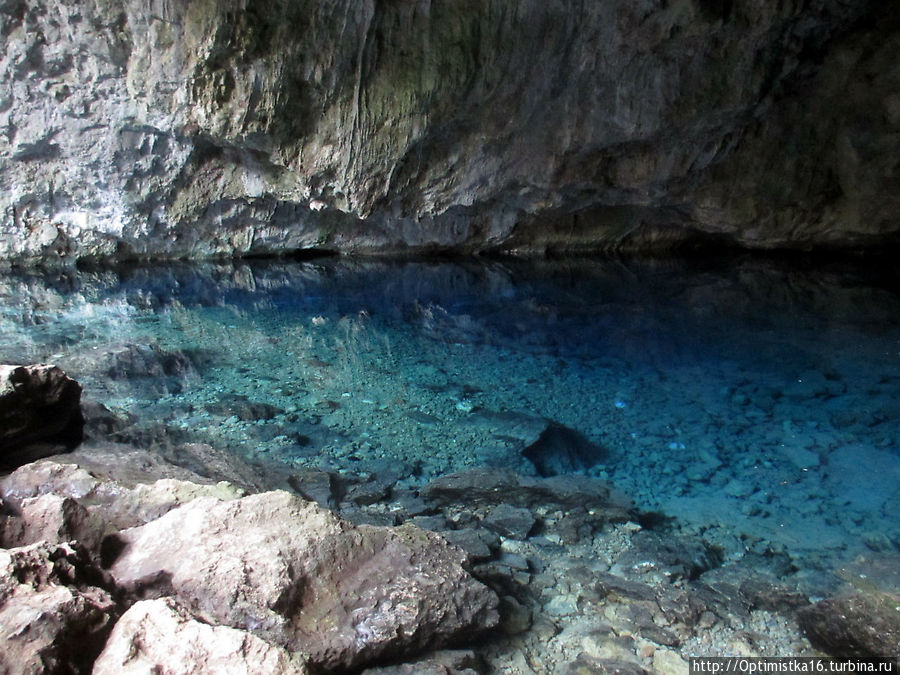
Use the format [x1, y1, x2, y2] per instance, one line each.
[2, 255, 898, 586]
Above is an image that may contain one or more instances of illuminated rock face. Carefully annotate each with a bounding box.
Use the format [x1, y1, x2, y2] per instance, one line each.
[0, 0, 897, 264]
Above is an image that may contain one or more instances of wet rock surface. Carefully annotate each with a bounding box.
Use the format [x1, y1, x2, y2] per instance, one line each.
[1, 1, 897, 265]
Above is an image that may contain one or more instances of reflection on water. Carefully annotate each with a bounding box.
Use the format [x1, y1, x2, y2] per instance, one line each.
[1, 255, 899, 583]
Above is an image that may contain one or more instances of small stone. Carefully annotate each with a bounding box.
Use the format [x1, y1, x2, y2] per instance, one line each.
[498, 595, 532, 635]
[545, 594, 579, 617]
[440, 528, 499, 562]
[482, 503, 536, 540]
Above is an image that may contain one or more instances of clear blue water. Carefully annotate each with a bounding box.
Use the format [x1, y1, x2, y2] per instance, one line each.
[2, 255, 898, 586]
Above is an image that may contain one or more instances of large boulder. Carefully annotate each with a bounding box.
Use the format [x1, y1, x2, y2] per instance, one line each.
[104, 490, 500, 671]
[0, 541, 117, 673]
[0, 364, 83, 469]
[93, 598, 311, 675]
[797, 591, 900, 660]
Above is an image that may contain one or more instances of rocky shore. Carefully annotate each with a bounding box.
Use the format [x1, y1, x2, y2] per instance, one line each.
[1, 363, 898, 673]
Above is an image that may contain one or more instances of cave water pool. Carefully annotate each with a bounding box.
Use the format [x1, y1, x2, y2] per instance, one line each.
[2, 255, 898, 592]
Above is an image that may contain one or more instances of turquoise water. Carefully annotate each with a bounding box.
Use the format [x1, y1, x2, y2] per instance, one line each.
[2, 255, 898, 585]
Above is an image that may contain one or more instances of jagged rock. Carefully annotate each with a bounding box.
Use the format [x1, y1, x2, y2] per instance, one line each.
[288, 469, 341, 508]
[0, 364, 83, 469]
[797, 591, 900, 660]
[594, 573, 658, 603]
[104, 490, 499, 671]
[205, 395, 284, 421]
[93, 598, 311, 675]
[438, 527, 500, 563]
[1, 1, 896, 266]
[0, 541, 116, 674]
[738, 577, 809, 613]
[1, 493, 102, 551]
[655, 588, 706, 628]
[81, 399, 133, 442]
[102, 343, 195, 381]
[0, 459, 246, 541]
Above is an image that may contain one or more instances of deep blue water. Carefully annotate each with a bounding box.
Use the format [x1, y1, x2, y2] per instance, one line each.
[2, 255, 898, 585]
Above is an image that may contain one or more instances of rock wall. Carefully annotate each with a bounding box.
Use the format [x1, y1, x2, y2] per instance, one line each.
[1, 0, 897, 264]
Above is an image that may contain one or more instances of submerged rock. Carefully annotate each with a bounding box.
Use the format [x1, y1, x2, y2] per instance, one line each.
[0, 364, 83, 469]
[522, 423, 608, 477]
[104, 490, 499, 671]
[797, 591, 900, 660]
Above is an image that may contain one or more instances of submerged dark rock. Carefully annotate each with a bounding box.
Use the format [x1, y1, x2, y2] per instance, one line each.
[522, 423, 608, 477]
[797, 591, 900, 660]
[0, 364, 84, 469]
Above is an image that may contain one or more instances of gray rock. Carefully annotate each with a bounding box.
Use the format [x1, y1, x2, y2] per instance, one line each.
[0, 364, 83, 469]
[409, 514, 451, 532]
[1, 1, 895, 266]
[738, 577, 809, 613]
[594, 573, 658, 603]
[655, 588, 705, 627]
[288, 469, 340, 508]
[93, 598, 311, 675]
[346, 477, 394, 505]
[205, 395, 284, 421]
[615, 530, 723, 581]
[0, 541, 116, 674]
[482, 503, 536, 540]
[104, 490, 499, 671]
[797, 591, 900, 660]
[439, 527, 500, 563]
